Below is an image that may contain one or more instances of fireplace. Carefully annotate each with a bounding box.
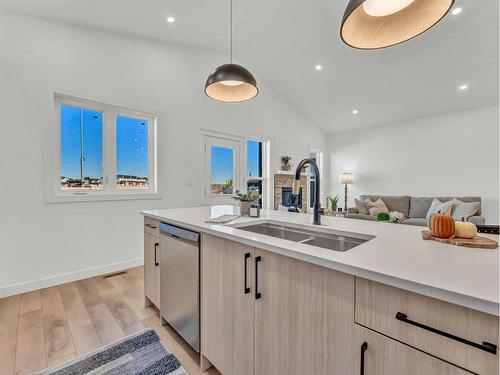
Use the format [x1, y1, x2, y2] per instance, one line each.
[273, 173, 308, 212]
[281, 187, 302, 208]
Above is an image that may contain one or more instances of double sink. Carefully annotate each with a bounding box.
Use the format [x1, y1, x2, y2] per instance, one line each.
[230, 221, 375, 252]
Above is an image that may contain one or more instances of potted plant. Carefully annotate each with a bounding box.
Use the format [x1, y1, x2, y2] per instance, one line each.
[233, 191, 260, 215]
[328, 195, 340, 211]
[280, 155, 292, 171]
[376, 212, 390, 222]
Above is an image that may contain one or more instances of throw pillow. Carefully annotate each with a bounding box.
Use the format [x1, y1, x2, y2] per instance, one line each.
[364, 198, 389, 216]
[355, 198, 370, 215]
[425, 198, 453, 220]
[451, 199, 480, 221]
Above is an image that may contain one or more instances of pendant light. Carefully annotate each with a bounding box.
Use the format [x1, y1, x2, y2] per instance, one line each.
[204, 0, 258, 102]
[340, 0, 454, 49]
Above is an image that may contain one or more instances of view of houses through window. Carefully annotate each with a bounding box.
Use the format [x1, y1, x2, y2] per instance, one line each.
[57, 96, 156, 198]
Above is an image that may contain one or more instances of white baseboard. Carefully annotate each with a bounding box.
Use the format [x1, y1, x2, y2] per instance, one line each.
[0, 257, 144, 298]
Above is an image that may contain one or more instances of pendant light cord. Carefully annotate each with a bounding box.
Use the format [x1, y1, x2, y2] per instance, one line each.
[230, 0, 233, 63]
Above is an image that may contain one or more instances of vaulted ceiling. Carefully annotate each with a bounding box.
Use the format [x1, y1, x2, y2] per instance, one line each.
[1, 0, 498, 132]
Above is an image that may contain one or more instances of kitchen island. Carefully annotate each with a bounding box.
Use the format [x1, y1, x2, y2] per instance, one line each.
[142, 205, 499, 375]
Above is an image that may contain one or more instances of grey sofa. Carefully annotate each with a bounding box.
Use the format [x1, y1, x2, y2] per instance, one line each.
[346, 195, 485, 226]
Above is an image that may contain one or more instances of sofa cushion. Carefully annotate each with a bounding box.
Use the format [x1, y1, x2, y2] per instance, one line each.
[451, 199, 481, 221]
[402, 218, 428, 227]
[359, 195, 411, 217]
[345, 214, 377, 222]
[410, 196, 482, 218]
[355, 198, 370, 215]
[425, 199, 453, 219]
[364, 199, 389, 216]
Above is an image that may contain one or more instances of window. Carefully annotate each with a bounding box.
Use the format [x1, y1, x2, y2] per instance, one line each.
[51, 94, 157, 202]
[203, 132, 269, 208]
[60, 104, 103, 190]
[210, 146, 235, 195]
[246, 139, 264, 206]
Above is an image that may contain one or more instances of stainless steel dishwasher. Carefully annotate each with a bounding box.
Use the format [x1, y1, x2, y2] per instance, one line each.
[159, 222, 200, 352]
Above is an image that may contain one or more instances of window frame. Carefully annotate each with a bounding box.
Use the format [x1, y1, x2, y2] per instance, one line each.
[47, 94, 159, 203]
[245, 137, 269, 208]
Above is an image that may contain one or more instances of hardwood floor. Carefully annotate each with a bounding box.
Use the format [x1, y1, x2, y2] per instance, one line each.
[0, 267, 219, 375]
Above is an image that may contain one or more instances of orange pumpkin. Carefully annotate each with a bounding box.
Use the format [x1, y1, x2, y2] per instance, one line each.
[430, 213, 455, 238]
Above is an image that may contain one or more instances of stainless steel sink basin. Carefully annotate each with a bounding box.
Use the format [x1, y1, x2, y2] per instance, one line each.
[232, 221, 375, 252]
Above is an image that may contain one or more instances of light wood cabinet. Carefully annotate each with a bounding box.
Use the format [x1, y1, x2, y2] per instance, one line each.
[201, 234, 255, 375]
[201, 235, 354, 375]
[254, 248, 355, 375]
[144, 219, 160, 308]
[354, 325, 473, 375]
[355, 278, 499, 374]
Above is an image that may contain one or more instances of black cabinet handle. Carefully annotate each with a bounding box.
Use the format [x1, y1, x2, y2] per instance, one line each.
[244, 252, 251, 294]
[396, 312, 497, 354]
[360, 342, 368, 375]
[154, 243, 159, 266]
[255, 255, 262, 300]
[145, 224, 157, 229]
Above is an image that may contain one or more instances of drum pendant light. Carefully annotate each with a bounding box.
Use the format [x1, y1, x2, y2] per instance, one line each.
[340, 0, 454, 49]
[204, 0, 258, 102]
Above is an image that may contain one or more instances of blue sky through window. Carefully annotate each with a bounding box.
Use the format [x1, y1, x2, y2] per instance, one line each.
[116, 116, 148, 178]
[60, 104, 102, 179]
[211, 147, 234, 184]
[247, 140, 262, 177]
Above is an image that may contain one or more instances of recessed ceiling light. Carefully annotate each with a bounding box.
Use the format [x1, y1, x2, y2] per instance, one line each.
[315, 64, 322, 71]
[451, 7, 462, 15]
[352, 109, 358, 114]
[459, 84, 468, 91]
[166, 16, 175, 23]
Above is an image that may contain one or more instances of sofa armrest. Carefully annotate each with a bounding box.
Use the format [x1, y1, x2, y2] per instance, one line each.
[467, 215, 485, 225]
[347, 207, 358, 214]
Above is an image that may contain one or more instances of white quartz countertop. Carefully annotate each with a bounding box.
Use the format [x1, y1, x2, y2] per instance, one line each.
[141, 205, 499, 316]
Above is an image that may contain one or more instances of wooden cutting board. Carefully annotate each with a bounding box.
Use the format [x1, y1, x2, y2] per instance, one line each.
[421, 230, 498, 249]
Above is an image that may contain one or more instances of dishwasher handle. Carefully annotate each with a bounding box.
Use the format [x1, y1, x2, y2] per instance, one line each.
[160, 222, 200, 243]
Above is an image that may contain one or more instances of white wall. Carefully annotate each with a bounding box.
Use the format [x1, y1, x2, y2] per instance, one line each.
[0, 13, 325, 295]
[327, 106, 499, 223]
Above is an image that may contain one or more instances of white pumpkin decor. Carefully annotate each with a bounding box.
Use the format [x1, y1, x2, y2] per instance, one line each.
[454, 218, 478, 239]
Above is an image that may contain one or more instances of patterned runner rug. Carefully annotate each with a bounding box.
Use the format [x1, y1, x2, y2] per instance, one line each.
[36, 329, 187, 375]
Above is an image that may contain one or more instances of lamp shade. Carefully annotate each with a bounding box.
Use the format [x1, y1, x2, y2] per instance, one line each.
[339, 172, 353, 184]
[340, 0, 454, 49]
[205, 63, 258, 102]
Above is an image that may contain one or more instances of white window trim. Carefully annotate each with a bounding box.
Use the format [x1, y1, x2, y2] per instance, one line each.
[46, 93, 160, 203]
[200, 129, 271, 209]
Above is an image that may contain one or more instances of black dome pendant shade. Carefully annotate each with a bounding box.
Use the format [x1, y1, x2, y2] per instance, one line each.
[205, 63, 258, 103]
[204, 0, 258, 102]
[340, 0, 454, 49]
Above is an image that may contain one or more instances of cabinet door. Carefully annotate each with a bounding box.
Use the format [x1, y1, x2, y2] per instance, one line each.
[254, 249, 355, 375]
[201, 235, 255, 375]
[355, 325, 473, 375]
[144, 232, 160, 307]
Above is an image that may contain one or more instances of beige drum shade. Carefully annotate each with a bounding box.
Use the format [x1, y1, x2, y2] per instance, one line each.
[340, 0, 454, 49]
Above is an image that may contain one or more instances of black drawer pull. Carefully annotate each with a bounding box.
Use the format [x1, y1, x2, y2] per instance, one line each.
[360, 342, 368, 375]
[255, 255, 262, 300]
[154, 243, 159, 266]
[396, 312, 497, 354]
[244, 252, 251, 294]
[145, 224, 157, 229]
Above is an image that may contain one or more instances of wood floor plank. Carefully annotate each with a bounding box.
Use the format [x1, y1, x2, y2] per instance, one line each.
[71, 323, 102, 356]
[58, 283, 91, 330]
[0, 294, 20, 336]
[40, 288, 76, 363]
[93, 277, 145, 336]
[14, 310, 46, 375]
[107, 274, 155, 320]
[19, 291, 41, 314]
[86, 303, 124, 345]
[0, 332, 17, 375]
[74, 278, 104, 309]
